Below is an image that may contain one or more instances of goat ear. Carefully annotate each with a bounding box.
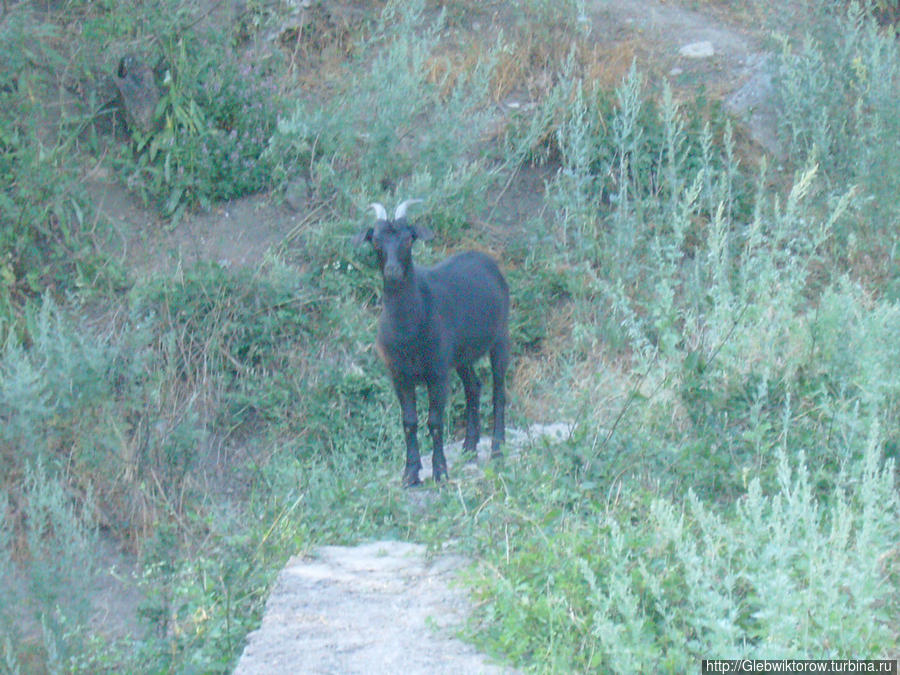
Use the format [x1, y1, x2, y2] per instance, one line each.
[413, 224, 434, 241]
[352, 228, 373, 246]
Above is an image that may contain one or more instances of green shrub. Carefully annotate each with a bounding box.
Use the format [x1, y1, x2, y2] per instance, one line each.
[0, 461, 100, 671]
[525, 63, 743, 265]
[815, 278, 900, 410]
[0, 298, 126, 469]
[0, 14, 110, 312]
[773, 1, 900, 242]
[121, 29, 282, 219]
[270, 0, 499, 227]
[467, 427, 899, 671]
[514, 59, 878, 496]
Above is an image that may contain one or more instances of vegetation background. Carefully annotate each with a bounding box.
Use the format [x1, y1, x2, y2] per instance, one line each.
[0, 0, 898, 672]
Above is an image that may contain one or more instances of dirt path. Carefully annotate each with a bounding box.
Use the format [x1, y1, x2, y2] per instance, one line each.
[235, 541, 513, 675]
[234, 426, 569, 675]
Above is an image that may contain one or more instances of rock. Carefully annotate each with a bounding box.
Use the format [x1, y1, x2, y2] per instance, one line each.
[235, 541, 518, 674]
[77, 54, 161, 137]
[679, 41, 715, 58]
[113, 54, 161, 134]
[726, 54, 783, 158]
[283, 178, 310, 212]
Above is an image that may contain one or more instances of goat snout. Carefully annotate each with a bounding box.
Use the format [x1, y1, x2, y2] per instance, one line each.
[383, 262, 404, 282]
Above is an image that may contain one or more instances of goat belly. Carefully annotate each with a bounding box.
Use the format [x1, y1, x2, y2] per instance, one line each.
[375, 335, 430, 381]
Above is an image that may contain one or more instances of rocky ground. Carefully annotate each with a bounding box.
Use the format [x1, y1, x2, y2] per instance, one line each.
[235, 540, 513, 675]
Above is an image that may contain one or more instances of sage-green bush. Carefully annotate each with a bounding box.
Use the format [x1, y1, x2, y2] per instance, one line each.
[271, 0, 500, 233]
[774, 1, 900, 242]
[467, 427, 898, 671]
[0, 461, 100, 670]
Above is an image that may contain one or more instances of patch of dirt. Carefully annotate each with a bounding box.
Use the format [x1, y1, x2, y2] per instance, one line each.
[86, 175, 304, 278]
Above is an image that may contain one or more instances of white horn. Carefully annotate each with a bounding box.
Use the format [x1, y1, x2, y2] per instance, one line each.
[394, 199, 423, 220]
[369, 202, 388, 221]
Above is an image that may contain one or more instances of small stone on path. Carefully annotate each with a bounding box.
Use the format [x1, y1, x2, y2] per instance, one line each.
[679, 40, 715, 58]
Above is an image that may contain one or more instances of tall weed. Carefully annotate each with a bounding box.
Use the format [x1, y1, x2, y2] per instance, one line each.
[774, 1, 900, 243]
[467, 426, 899, 670]
[271, 0, 499, 235]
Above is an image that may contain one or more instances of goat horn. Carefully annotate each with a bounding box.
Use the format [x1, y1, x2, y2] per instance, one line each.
[394, 199, 423, 220]
[369, 202, 388, 221]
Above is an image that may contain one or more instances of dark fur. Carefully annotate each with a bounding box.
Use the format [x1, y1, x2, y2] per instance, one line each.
[355, 210, 510, 487]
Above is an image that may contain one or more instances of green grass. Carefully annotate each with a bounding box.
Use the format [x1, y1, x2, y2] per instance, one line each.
[0, 0, 899, 672]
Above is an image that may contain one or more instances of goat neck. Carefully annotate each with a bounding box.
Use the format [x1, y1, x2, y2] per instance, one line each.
[379, 265, 428, 338]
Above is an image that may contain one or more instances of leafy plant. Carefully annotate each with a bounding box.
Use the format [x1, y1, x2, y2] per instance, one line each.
[0, 13, 109, 314]
[123, 30, 282, 219]
[773, 1, 900, 243]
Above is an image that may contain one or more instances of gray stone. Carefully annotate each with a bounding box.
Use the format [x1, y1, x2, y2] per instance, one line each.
[679, 40, 715, 58]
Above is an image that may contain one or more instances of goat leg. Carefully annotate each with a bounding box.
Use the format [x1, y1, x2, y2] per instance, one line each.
[427, 379, 449, 482]
[402, 423, 422, 487]
[398, 385, 421, 487]
[489, 337, 509, 458]
[456, 365, 481, 460]
[429, 421, 447, 482]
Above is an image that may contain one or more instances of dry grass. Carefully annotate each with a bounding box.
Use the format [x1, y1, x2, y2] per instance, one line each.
[424, 2, 649, 105]
[490, 32, 644, 102]
[276, 2, 373, 86]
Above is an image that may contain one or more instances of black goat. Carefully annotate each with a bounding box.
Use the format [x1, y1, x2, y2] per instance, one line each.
[354, 200, 510, 487]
